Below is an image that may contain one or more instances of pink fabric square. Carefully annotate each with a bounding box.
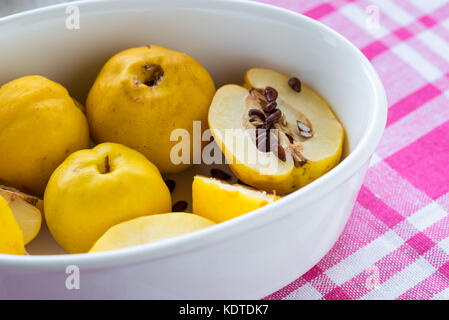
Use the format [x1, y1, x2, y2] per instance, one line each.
[302, 265, 323, 282]
[394, 27, 414, 41]
[386, 121, 449, 199]
[362, 41, 389, 60]
[406, 233, 436, 255]
[438, 262, 449, 280]
[303, 3, 335, 20]
[419, 15, 438, 28]
[323, 287, 352, 300]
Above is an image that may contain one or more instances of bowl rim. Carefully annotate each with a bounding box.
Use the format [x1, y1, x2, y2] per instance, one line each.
[0, 0, 387, 269]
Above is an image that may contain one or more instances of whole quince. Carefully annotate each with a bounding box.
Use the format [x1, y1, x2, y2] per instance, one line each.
[0, 75, 90, 196]
[86, 45, 216, 174]
[44, 143, 172, 253]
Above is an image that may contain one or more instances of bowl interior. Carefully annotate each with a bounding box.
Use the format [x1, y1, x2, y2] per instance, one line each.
[0, 0, 384, 257]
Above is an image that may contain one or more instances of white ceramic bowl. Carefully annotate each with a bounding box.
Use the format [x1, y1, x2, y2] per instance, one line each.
[0, 0, 387, 299]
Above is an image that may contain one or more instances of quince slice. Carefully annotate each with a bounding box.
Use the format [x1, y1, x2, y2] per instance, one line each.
[192, 175, 280, 222]
[89, 212, 215, 253]
[0, 185, 42, 244]
[208, 68, 344, 194]
[0, 196, 25, 255]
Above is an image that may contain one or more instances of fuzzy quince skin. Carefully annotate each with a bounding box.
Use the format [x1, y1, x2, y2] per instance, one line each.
[208, 68, 344, 194]
[0, 196, 25, 255]
[0, 75, 90, 196]
[86, 45, 216, 174]
[44, 143, 172, 253]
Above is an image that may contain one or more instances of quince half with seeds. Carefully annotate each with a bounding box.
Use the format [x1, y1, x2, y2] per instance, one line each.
[208, 68, 344, 194]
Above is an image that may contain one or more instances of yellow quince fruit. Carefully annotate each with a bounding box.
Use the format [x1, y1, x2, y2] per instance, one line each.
[208, 68, 344, 194]
[0, 186, 42, 244]
[0, 75, 90, 196]
[192, 175, 280, 222]
[44, 143, 172, 253]
[0, 196, 25, 255]
[86, 45, 216, 174]
[90, 212, 215, 253]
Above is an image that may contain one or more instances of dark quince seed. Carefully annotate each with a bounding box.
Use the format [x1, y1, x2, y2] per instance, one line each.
[264, 86, 278, 102]
[288, 77, 302, 92]
[172, 201, 188, 212]
[277, 145, 287, 162]
[263, 101, 277, 113]
[266, 109, 282, 123]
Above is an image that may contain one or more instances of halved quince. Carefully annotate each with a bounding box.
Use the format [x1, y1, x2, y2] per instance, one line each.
[89, 212, 215, 253]
[0, 185, 42, 244]
[0, 196, 25, 255]
[192, 175, 280, 222]
[208, 68, 344, 194]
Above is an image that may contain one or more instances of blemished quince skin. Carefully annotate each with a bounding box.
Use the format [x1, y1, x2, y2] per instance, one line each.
[44, 143, 172, 253]
[86, 45, 216, 174]
[0, 185, 42, 245]
[89, 212, 215, 253]
[192, 175, 280, 222]
[208, 68, 344, 194]
[0, 75, 90, 196]
[0, 196, 25, 255]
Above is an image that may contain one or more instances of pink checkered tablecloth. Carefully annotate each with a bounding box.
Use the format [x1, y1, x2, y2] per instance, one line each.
[255, 0, 449, 300]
